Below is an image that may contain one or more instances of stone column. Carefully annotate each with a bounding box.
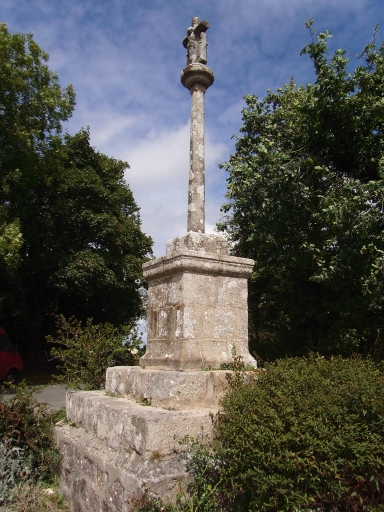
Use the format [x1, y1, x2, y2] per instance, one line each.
[188, 82, 206, 233]
[181, 16, 214, 233]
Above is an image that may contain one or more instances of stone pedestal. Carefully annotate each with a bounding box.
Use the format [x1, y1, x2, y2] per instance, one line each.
[140, 232, 256, 371]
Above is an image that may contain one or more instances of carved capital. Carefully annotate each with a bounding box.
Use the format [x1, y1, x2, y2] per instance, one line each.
[180, 63, 214, 90]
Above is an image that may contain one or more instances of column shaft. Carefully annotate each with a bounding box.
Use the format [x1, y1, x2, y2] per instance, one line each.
[188, 83, 206, 233]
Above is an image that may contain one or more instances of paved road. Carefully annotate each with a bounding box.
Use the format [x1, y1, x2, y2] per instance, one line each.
[1, 384, 68, 411]
[33, 384, 67, 410]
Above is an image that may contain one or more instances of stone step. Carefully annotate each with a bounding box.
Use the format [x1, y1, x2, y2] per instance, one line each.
[66, 390, 214, 460]
[57, 390, 215, 511]
[105, 366, 230, 410]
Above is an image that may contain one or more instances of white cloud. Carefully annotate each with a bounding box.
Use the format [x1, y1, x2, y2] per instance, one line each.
[122, 123, 227, 255]
[78, 108, 137, 147]
[126, 124, 189, 187]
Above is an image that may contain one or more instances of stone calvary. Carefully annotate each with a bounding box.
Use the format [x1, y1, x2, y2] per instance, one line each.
[55, 17, 256, 511]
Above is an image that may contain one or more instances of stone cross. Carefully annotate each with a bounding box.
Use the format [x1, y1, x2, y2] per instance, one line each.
[55, 18, 257, 512]
[183, 17, 209, 66]
[181, 17, 214, 233]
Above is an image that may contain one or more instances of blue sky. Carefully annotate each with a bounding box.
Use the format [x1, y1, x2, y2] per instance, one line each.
[2, 0, 383, 256]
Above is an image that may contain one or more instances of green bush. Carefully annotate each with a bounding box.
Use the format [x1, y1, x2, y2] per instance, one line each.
[0, 383, 64, 506]
[195, 356, 384, 511]
[48, 315, 144, 390]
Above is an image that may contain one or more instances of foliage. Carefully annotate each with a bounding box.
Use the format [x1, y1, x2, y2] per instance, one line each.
[0, 23, 152, 361]
[7, 128, 152, 358]
[0, 21, 74, 289]
[0, 382, 64, 505]
[0, 220, 23, 273]
[48, 315, 144, 390]
[218, 22, 384, 359]
[0, 439, 35, 506]
[0, 379, 69, 510]
[0, 22, 75, 161]
[183, 438, 225, 512]
[186, 356, 384, 511]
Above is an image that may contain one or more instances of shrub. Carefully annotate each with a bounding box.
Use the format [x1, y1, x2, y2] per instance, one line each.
[48, 315, 144, 390]
[0, 439, 35, 506]
[0, 383, 64, 506]
[197, 356, 384, 511]
[81, 356, 384, 511]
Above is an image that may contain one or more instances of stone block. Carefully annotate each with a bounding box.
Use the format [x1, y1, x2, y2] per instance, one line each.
[166, 232, 228, 256]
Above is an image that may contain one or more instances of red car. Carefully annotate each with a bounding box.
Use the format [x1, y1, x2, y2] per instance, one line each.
[0, 327, 23, 384]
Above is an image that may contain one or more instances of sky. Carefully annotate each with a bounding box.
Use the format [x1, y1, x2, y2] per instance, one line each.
[2, 0, 383, 257]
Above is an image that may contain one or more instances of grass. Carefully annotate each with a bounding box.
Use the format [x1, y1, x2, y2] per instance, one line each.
[1, 478, 70, 512]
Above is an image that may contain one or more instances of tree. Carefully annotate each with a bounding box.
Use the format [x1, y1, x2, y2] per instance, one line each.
[6, 129, 152, 356]
[0, 22, 75, 169]
[0, 22, 75, 329]
[219, 22, 384, 360]
[0, 24, 152, 360]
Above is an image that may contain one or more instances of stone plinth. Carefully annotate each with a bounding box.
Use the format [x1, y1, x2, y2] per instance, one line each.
[56, 390, 214, 512]
[140, 232, 256, 371]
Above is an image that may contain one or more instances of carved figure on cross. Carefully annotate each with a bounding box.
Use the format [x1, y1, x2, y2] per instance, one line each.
[183, 17, 209, 66]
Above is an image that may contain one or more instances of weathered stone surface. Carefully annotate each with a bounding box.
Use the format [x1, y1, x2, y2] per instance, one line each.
[181, 63, 214, 91]
[143, 251, 254, 281]
[140, 338, 253, 372]
[182, 17, 210, 66]
[166, 232, 228, 256]
[188, 80, 206, 233]
[140, 233, 256, 371]
[65, 390, 214, 455]
[56, 390, 214, 511]
[106, 366, 232, 409]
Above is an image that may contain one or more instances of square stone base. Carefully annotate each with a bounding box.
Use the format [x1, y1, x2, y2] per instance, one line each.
[141, 233, 256, 370]
[56, 233, 256, 510]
